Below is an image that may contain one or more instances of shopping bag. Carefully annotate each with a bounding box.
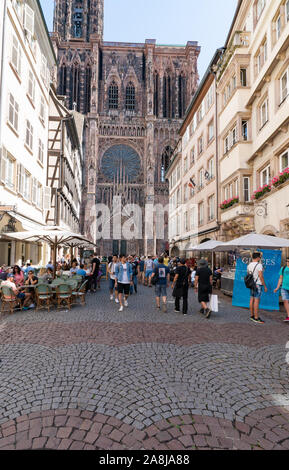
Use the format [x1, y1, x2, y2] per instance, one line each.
[209, 294, 218, 312]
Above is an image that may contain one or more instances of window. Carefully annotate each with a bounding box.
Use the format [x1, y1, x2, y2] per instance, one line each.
[184, 157, 188, 174]
[206, 85, 214, 110]
[276, 15, 281, 41]
[8, 94, 19, 132]
[190, 206, 197, 229]
[184, 211, 188, 232]
[11, 35, 21, 76]
[208, 195, 215, 221]
[25, 120, 33, 150]
[24, 3, 34, 36]
[40, 96, 45, 122]
[280, 68, 288, 104]
[0, 148, 15, 190]
[256, 0, 266, 20]
[280, 150, 289, 171]
[38, 139, 44, 164]
[208, 158, 214, 178]
[198, 170, 203, 190]
[260, 98, 269, 129]
[231, 126, 237, 146]
[125, 82, 135, 111]
[208, 121, 214, 142]
[28, 70, 35, 102]
[198, 135, 204, 155]
[108, 81, 118, 109]
[199, 202, 204, 225]
[232, 75, 236, 90]
[242, 120, 248, 141]
[243, 177, 250, 202]
[286, 0, 289, 22]
[23, 171, 31, 200]
[240, 68, 247, 87]
[260, 165, 270, 186]
[224, 135, 229, 154]
[190, 147, 195, 165]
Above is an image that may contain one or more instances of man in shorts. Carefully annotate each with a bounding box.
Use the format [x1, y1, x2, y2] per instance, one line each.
[274, 257, 289, 322]
[144, 256, 154, 287]
[108, 255, 119, 302]
[247, 252, 267, 324]
[151, 256, 170, 312]
[115, 255, 133, 312]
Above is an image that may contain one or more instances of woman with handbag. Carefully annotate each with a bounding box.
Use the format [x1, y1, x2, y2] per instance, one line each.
[194, 259, 213, 319]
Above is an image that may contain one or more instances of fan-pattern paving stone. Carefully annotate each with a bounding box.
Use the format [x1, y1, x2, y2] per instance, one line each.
[0, 281, 289, 450]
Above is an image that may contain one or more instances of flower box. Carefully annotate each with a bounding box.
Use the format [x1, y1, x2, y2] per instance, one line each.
[251, 184, 271, 200]
[271, 168, 289, 188]
[220, 197, 239, 210]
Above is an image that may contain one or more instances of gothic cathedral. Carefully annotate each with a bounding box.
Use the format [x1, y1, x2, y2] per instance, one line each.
[52, 0, 200, 255]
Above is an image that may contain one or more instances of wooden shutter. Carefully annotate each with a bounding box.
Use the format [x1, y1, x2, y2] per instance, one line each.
[0, 147, 7, 184]
[24, 4, 34, 36]
[43, 186, 51, 210]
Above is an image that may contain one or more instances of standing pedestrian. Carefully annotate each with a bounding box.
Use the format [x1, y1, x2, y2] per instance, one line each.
[274, 256, 289, 322]
[144, 256, 154, 287]
[90, 253, 100, 293]
[115, 255, 133, 312]
[151, 256, 170, 312]
[129, 256, 139, 294]
[194, 259, 213, 319]
[247, 252, 267, 324]
[108, 255, 119, 302]
[171, 258, 191, 316]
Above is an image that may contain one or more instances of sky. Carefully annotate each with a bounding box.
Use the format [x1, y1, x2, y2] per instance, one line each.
[40, 0, 238, 80]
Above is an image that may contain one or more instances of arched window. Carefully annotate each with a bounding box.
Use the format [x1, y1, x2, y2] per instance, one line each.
[84, 66, 91, 114]
[125, 82, 135, 111]
[70, 64, 81, 111]
[59, 65, 67, 96]
[108, 81, 118, 109]
[154, 72, 159, 117]
[163, 75, 172, 118]
[161, 146, 173, 182]
[178, 74, 186, 118]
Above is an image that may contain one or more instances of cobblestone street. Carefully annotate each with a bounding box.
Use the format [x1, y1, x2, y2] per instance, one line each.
[0, 283, 289, 450]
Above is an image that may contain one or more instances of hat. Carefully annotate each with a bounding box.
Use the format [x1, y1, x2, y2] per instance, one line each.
[198, 259, 208, 268]
[7, 273, 14, 278]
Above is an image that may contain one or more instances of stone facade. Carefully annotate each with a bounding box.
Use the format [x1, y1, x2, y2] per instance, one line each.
[52, 0, 200, 255]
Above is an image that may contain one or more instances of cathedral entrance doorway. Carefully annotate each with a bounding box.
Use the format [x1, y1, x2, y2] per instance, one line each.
[113, 240, 127, 256]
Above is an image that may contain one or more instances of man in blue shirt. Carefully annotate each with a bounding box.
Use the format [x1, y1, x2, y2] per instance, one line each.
[151, 256, 170, 313]
[76, 264, 87, 277]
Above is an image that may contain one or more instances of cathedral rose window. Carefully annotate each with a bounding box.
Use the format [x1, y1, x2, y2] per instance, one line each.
[101, 145, 141, 183]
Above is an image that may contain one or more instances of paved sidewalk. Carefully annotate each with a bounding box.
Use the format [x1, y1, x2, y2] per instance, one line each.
[0, 283, 288, 450]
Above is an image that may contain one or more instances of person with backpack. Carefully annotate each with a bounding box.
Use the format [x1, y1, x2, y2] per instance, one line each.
[129, 256, 139, 295]
[172, 258, 191, 316]
[274, 257, 289, 322]
[246, 252, 267, 324]
[151, 256, 170, 312]
[194, 259, 213, 319]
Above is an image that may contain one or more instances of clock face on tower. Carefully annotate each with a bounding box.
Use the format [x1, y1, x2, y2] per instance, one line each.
[101, 145, 141, 183]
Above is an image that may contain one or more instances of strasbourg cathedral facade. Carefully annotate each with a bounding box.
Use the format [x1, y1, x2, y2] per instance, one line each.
[52, 0, 200, 255]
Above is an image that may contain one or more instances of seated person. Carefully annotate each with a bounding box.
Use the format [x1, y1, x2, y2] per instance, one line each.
[13, 265, 24, 287]
[70, 261, 78, 275]
[24, 269, 38, 308]
[42, 267, 54, 283]
[1, 273, 31, 307]
[76, 264, 86, 277]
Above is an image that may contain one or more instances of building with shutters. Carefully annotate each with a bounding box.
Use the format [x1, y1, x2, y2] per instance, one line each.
[52, 0, 200, 256]
[0, 0, 56, 266]
[216, 0, 289, 243]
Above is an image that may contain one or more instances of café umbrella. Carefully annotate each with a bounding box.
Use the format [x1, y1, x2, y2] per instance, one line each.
[5, 226, 96, 277]
[213, 233, 289, 251]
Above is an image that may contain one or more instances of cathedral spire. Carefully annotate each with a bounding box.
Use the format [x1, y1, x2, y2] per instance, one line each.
[53, 0, 104, 42]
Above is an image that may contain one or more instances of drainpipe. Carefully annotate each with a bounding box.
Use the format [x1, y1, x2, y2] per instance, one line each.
[0, 0, 7, 151]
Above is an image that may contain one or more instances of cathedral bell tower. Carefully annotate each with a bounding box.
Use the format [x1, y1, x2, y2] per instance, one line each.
[53, 0, 104, 42]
